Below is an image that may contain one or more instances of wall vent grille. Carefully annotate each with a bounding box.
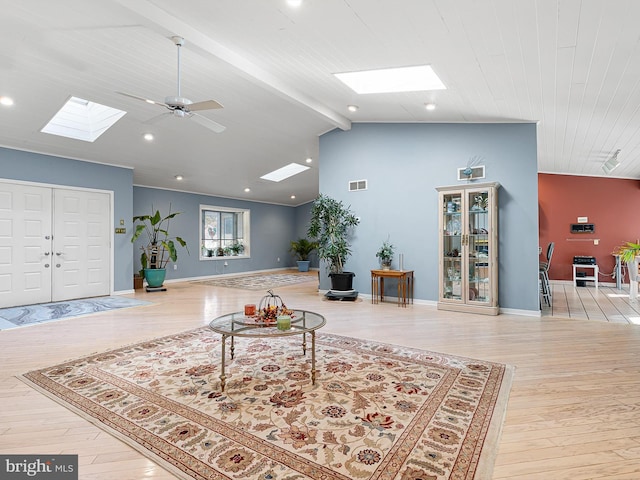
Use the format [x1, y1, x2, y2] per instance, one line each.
[349, 179, 368, 191]
[457, 165, 485, 181]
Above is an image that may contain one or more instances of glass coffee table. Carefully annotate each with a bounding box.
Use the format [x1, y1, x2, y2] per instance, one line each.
[209, 309, 326, 392]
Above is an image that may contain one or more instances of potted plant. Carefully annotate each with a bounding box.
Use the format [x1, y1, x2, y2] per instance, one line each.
[289, 238, 318, 272]
[613, 241, 640, 298]
[230, 242, 245, 256]
[376, 238, 394, 270]
[131, 206, 188, 288]
[308, 194, 359, 290]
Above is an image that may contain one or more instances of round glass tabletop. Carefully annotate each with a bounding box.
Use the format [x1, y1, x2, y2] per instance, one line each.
[209, 309, 325, 337]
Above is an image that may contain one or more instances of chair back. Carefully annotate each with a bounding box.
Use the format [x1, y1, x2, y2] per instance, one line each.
[546, 242, 555, 265]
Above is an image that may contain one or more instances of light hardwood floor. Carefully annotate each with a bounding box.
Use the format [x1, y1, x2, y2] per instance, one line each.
[1, 272, 639, 479]
[542, 281, 640, 324]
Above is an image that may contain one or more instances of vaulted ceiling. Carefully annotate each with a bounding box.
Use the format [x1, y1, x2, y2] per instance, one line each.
[1, 0, 639, 205]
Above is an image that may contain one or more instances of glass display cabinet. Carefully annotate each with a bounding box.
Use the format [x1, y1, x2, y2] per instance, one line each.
[436, 182, 500, 315]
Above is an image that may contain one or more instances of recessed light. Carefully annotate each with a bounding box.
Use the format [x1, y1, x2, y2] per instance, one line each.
[0, 96, 14, 106]
[425, 103, 436, 111]
[143, 133, 154, 141]
[348, 105, 359, 112]
[287, 0, 302, 6]
[244, 187, 251, 192]
[334, 65, 446, 94]
[291, 195, 296, 199]
[305, 157, 313, 164]
[175, 175, 183, 181]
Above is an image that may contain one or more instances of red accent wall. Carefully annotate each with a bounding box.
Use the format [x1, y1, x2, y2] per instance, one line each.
[539, 173, 640, 283]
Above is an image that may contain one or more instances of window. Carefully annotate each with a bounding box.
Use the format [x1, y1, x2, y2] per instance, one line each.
[200, 205, 250, 259]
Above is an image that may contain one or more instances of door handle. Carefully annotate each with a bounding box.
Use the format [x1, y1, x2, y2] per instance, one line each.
[44, 252, 50, 256]
[56, 252, 63, 256]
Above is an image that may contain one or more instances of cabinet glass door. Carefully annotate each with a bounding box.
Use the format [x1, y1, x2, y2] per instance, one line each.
[442, 192, 462, 301]
[467, 189, 491, 304]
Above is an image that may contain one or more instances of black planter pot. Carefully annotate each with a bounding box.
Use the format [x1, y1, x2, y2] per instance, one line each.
[329, 271, 355, 291]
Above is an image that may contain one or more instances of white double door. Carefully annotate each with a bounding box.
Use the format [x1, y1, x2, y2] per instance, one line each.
[0, 182, 111, 308]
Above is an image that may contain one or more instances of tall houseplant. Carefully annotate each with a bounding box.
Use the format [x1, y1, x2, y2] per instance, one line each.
[131, 206, 189, 288]
[289, 238, 318, 272]
[308, 194, 359, 290]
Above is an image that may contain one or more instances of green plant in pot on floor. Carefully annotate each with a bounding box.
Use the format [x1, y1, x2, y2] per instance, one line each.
[308, 194, 359, 290]
[289, 238, 318, 272]
[132, 206, 189, 288]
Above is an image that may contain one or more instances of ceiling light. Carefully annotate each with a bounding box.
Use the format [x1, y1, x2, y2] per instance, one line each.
[306, 157, 313, 164]
[348, 105, 359, 112]
[174, 175, 183, 181]
[0, 96, 14, 106]
[287, 0, 302, 6]
[261, 163, 310, 182]
[602, 149, 621, 175]
[291, 195, 296, 199]
[143, 133, 154, 141]
[334, 65, 446, 94]
[244, 187, 251, 192]
[41, 96, 126, 142]
[425, 103, 436, 111]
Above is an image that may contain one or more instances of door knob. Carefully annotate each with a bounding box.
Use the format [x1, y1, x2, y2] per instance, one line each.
[56, 252, 63, 256]
[44, 252, 50, 256]
[44, 264, 50, 268]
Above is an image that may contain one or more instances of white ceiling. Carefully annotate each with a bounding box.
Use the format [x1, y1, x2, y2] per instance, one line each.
[1, 0, 639, 206]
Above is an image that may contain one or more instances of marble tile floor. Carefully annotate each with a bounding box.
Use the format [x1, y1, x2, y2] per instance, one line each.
[0, 296, 152, 330]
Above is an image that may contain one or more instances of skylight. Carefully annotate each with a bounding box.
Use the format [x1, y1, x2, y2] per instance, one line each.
[41, 96, 126, 142]
[334, 65, 446, 94]
[260, 163, 310, 182]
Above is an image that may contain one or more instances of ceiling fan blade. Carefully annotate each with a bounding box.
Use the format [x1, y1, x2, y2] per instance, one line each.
[189, 112, 226, 133]
[116, 91, 168, 108]
[188, 99, 224, 111]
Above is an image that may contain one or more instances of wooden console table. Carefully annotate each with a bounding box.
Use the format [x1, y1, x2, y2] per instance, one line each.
[371, 269, 414, 307]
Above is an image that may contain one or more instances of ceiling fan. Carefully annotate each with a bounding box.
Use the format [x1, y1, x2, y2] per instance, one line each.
[118, 36, 225, 133]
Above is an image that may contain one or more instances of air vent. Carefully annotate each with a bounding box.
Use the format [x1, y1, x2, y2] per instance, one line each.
[457, 165, 485, 181]
[348, 179, 368, 191]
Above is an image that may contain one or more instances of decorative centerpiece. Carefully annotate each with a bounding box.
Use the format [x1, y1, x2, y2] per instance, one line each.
[252, 290, 294, 327]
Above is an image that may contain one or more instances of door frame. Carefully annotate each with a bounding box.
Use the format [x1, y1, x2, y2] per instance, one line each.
[0, 178, 115, 298]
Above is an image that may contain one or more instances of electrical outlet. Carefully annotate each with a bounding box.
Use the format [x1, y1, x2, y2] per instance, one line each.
[224, 261, 228, 266]
[277, 257, 280, 262]
[173, 264, 177, 270]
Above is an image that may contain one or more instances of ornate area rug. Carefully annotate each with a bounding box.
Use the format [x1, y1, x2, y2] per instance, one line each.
[194, 272, 317, 290]
[0, 296, 151, 330]
[20, 329, 513, 479]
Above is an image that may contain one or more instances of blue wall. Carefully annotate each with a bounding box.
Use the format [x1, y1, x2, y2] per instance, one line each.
[133, 187, 299, 279]
[0, 147, 134, 292]
[318, 123, 539, 313]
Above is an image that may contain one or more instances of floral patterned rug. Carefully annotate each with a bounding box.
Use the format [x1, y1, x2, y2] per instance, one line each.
[194, 272, 317, 290]
[21, 328, 513, 480]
